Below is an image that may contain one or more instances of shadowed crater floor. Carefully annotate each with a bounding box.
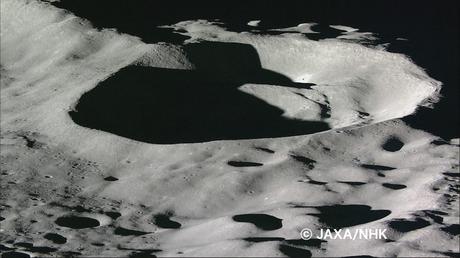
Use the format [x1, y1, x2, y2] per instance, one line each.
[55, 215, 100, 229]
[69, 42, 329, 144]
[233, 213, 283, 230]
[307, 204, 391, 229]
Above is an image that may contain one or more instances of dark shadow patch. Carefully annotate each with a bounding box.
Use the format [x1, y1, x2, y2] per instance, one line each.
[339, 181, 366, 186]
[244, 237, 285, 243]
[303, 24, 343, 40]
[104, 176, 119, 181]
[227, 161, 263, 167]
[308, 180, 327, 185]
[117, 246, 161, 258]
[358, 111, 370, 117]
[290, 155, 316, 169]
[431, 139, 449, 146]
[441, 224, 460, 236]
[423, 211, 444, 224]
[309, 205, 391, 229]
[426, 210, 448, 216]
[279, 244, 312, 258]
[105, 211, 122, 220]
[25, 246, 58, 254]
[441, 251, 460, 258]
[129, 252, 157, 258]
[382, 183, 407, 190]
[443, 172, 460, 177]
[13, 243, 57, 254]
[20, 135, 42, 149]
[382, 136, 404, 152]
[254, 147, 275, 154]
[285, 238, 326, 248]
[114, 227, 149, 236]
[0, 244, 14, 251]
[13, 243, 32, 248]
[361, 164, 396, 171]
[1, 252, 31, 258]
[318, 102, 332, 119]
[388, 218, 430, 233]
[44, 233, 67, 244]
[69, 42, 329, 144]
[55, 215, 100, 229]
[152, 214, 182, 229]
[233, 213, 282, 230]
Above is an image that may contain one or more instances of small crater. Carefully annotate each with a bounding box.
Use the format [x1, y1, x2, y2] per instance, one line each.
[25, 246, 57, 254]
[423, 211, 443, 224]
[290, 155, 315, 169]
[44, 233, 67, 244]
[358, 111, 370, 117]
[339, 181, 366, 186]
[441, 252, 460, 258]
[14, 243, 32, 248]
[431, 139, 448, 146]
[279, 244, 312, 258]
[388, 218, 430, 233]
[55, 215, 100, 229]
[227, 161, 263, 167]
[308, 180, 327, 185]
[129, 252, 157, 258]
[441, 224, 460, 236]
[426, 210, 448, 216]
[309, 205, 391, 229]
[1, 252, 31, 258]
[243, 237, 284, 242]
[232, 213, 282, 230]
[284, 238, 326, 248]
[254, 147, 275, 154]
[20, 135, 42, 149]
[152, 214, 181, 229]
[382, 136, 404, 152]
[443, 172, 460, 177]
[361, 164, 396, 171]
[117, 246, 161, 256]
[104, 176, 119, 181]
[382, 183, 407, 190]
[114, 227, 149, 236]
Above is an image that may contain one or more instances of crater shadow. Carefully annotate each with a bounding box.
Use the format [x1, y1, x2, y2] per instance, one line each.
[232, 213, 283, 230]
[70, 42, 329, 144]
[55, 215, 100, 229]
[307, 204, 391, 229]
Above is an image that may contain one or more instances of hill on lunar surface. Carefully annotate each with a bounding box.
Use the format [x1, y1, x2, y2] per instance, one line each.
[0, 0, 459, 257]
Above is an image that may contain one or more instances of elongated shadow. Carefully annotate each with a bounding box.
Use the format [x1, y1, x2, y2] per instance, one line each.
[69, 42, 329, 144]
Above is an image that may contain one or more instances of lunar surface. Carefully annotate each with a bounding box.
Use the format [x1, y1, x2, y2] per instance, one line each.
[1, 0, 459, 257]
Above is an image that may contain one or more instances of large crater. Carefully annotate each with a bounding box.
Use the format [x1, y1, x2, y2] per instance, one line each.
[69, 22, 440, 144]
